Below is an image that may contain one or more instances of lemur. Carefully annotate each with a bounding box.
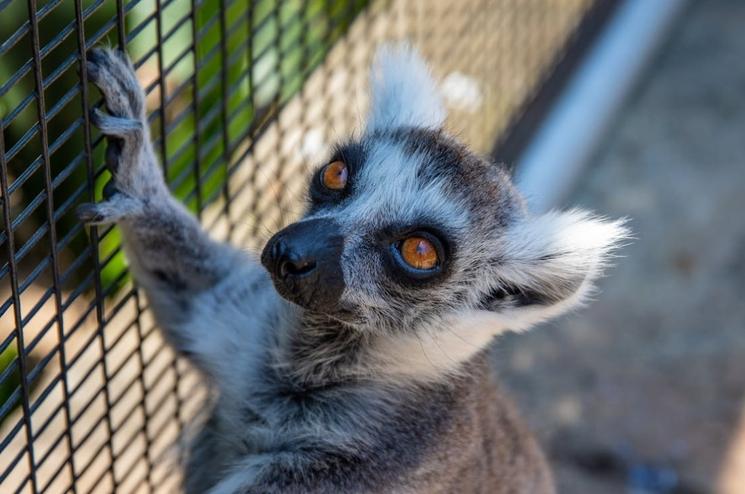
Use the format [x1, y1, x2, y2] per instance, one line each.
[78, 46, 627, 494]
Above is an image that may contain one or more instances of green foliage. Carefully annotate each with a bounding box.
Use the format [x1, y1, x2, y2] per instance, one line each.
[0, 346, 20, 424]
[0, 345, 41, 425]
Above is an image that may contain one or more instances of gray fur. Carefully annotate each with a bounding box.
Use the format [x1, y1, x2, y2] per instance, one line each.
[79, 46, 628, 493]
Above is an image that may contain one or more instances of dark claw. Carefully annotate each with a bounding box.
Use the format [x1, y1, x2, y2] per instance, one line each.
[76, 203, 103, 223]
[89, 107, 104, 127]
[105, 138, 123, 172]
[103, 180, 120, 200]
[87, 48, 105, 64]
[85, 60, 99, 81]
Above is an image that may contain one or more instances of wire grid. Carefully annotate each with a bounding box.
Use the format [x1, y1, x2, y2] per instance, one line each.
[0, 0, 607, 492]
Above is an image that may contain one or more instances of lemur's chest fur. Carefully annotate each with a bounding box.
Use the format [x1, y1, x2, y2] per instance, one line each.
[187, 359, 463, 492]
[185, 351, 553, 494]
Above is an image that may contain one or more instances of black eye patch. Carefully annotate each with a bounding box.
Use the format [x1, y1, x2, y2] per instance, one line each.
[308, 140, 366, 206]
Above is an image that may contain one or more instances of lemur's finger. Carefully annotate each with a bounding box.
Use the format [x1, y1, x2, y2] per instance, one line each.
[87, 48, 145, 119]
[76, 203, 106, 224]
[91, 108, 143, 139]
[76, 195, 143, 225]
[87, 60, 132, 117]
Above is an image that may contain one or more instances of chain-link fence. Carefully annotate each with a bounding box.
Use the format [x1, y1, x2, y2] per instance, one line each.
[0, 0, 615, 492]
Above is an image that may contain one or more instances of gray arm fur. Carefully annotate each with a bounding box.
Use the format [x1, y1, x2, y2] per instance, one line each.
[78, 48, 270, 379]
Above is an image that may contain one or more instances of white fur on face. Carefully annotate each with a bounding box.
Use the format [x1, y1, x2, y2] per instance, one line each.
[347, 140, 469, 229]
[366, 45, 446, 132]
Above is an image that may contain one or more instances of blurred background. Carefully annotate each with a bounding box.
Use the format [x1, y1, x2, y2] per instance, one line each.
[0, 0, 743, 492]
[498, 1, 745, 492]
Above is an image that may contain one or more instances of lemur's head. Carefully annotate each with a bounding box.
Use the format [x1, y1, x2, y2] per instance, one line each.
[262, 46, 627, 373]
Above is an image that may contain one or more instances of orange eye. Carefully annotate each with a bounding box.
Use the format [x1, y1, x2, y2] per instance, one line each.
[400, 236, 439, 270]
[321, 160, 348, 190]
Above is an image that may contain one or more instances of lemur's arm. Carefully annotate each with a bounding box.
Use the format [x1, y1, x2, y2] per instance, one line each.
[78, 48, 269, 378]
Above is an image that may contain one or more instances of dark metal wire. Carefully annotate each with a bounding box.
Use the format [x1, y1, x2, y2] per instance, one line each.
[218, 0, 234, 239]
[190, 0, 204, 218]
[26, 0, 79, 491]
[0, 99, 38, 494]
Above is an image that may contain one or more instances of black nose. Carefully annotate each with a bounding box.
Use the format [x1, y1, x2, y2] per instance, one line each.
[273, 241, 317, 278]
[261, 218, 345, 310]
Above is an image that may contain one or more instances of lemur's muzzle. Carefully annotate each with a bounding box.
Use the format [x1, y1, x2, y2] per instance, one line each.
[261, 218, 345, 311]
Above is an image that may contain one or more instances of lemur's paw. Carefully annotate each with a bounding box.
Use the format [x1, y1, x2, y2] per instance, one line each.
[77, 192, 143, 225]
[84, 46, 167, 204]
[87, 47, 145, 119]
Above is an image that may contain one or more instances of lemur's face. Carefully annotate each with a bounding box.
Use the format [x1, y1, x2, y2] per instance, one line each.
[262, 46, 626, 336]
[262, 128, 523, 330]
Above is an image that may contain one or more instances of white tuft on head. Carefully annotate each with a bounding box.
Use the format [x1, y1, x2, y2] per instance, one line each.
[366, 44, 446, 132]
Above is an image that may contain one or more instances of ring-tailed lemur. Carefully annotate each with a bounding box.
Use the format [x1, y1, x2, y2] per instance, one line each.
[78, 46, 627, 494]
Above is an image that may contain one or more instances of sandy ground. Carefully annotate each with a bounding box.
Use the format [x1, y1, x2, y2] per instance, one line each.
[494, 1, 745, 492]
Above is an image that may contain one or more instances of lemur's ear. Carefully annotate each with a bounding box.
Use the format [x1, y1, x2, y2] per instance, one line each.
[476, 210, 629, 332]
[366, 44, 446, 132]
[370, 211, 628, 382]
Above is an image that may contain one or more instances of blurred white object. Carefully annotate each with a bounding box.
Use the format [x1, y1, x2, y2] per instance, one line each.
[441, 72, 483, 112]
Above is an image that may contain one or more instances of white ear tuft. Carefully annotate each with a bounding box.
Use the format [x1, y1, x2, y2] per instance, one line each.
[500, 210, 630, 292]
[490, 210, 630, 328]
[366, 44, 446, 132]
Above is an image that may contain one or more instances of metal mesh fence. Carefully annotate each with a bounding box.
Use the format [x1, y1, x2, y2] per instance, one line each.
[0, 0, 614, 492]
